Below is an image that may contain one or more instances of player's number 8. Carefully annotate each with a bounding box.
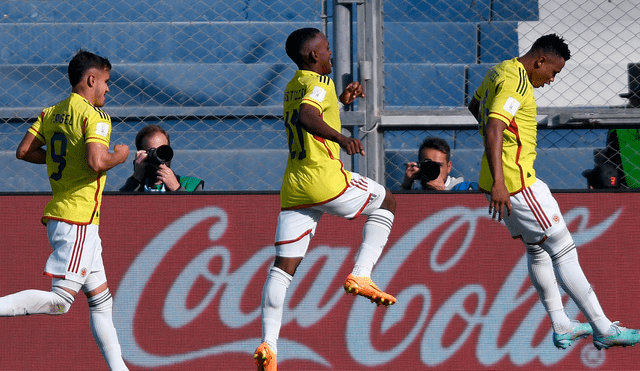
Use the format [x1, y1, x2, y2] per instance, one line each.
[50, 132, 67, 181]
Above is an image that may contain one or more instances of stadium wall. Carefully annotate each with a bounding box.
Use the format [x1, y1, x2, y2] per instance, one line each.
[0, 192, 638, 370]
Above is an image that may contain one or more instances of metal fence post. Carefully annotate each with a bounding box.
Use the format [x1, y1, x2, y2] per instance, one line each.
[358, 0, 385, 183]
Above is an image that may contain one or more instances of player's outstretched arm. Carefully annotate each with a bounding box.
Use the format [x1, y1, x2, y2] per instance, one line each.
[16, 132, 46, 164]
[298, 103, 365, 156]
[87, 142, 129, 172]
[339, 81, 365, 106]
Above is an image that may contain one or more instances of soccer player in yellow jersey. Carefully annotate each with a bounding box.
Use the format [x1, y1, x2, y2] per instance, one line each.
[469, 34, 640, 350]
[1, 50, 130, 370]
[254, 28, 397, 371]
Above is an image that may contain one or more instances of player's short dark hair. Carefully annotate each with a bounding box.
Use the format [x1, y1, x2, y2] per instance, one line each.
[135, 125, 170, 150]
[68, 49, 112, 87]
[418, 137, 451, 162]
[285, 28, 321, 68]
[531, 34, 571, 62]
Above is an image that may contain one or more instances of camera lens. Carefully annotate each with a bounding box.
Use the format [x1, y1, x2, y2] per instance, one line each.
[419, 159, 440, 182]
[146, 145, 174, 166]
[155, 145, 173, 163]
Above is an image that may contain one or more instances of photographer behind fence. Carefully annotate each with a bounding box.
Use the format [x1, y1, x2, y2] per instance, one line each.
[120, 125, 204, 192]
[582, 162, 621, 189]
[400, 136, 478, 191]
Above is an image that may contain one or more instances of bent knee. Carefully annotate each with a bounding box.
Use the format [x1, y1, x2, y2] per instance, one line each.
[50, 287, 75, 314]
[380, 189, 396, 214]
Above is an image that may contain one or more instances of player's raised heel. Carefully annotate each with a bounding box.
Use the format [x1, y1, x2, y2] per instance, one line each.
[553, 321, 592, 349]
[343, 273, 397, 307]
[593, 321, 640, 350]
[254, 342, 277, 371]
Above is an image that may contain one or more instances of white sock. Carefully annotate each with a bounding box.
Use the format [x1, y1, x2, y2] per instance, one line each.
[552, 247, 612, 336]
[0, 287, 74, 316]
[525, 244, 571, 333]
[261, 266, 292, 355]
[88, 289, 128, 371]
[352, 209, 394, 277]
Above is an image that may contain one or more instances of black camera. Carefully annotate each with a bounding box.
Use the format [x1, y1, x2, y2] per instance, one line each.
[417, 159, 441, 183]
[146, 145, 173, 166]
[143, 145, 174, 179]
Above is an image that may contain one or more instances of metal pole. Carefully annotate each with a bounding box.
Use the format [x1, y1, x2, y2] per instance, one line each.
[320, 0, 328, 36]
[333, 1, 351, 98]
[359, 0, 384, 183]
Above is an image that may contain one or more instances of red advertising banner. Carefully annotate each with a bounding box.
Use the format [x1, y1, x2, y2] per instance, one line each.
[0, 192, 639, 370]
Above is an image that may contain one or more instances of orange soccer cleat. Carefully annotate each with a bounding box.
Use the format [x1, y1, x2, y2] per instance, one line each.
[343, 274, 397, 307]
[254, 342, 277, 371]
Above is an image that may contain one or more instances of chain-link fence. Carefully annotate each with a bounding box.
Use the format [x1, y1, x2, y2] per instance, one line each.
[2, 0, 640, 192]
[0, 0, 326, 191]
[381, 0, 640, 190]
[383, 126, 610, 190]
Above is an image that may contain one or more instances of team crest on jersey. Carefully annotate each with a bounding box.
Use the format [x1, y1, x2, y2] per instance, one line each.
[80, 267, 87, 277]
[552, 214, 560, 224]
[503, 96, 521, 116]
[310, 86, 327, 102]
[96, 121, 109, 137]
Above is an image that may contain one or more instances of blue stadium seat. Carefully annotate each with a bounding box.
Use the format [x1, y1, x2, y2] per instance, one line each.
[384, 63, 466, 108]
[0, 23, 305, 65]
[466, 63, 497, 98]
[384, 22, 476, 64]
[0, 0, 317, 23]
[383, 0, 491, 22]
[479, 22, 519, 63]
[491, 0, 539, 21]
[0, 63, 297, 110]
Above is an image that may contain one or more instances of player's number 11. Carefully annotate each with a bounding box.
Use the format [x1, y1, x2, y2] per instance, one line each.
[284, 108, 307, 160]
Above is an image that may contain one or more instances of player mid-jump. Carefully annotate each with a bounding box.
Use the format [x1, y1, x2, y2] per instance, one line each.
[254, 27, 397, 371]
[469, 33, 640, 351]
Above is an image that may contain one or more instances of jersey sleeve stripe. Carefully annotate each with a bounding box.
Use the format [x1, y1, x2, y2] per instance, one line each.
[517, 69, 528, 96]
[86, 136, 109, 145]
[301, 98, 323, 113]
[28, 127, 45, 142]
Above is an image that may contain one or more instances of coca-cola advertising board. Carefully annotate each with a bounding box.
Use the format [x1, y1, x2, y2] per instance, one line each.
[0, 192, 638, 370]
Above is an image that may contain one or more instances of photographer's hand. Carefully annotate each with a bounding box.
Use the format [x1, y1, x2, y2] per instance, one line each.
[156, 164, 180, 191]
[132, 150, 148, 182]
[401, 162, 420, 190]
[424, 178, 446, 191]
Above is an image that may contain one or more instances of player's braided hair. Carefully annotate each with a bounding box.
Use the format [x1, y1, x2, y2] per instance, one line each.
[285, 27, 321, 68]
[531, 33, 571, 61]
[68, 49, 112, 87]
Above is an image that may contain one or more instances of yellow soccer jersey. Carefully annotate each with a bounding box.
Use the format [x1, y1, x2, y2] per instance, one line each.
[474, 58, 538, 194]
[280, 70, 351, 209]
[28, 93, 112, 225]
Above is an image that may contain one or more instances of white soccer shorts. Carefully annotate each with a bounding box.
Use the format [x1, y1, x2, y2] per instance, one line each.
[274, 172, 386, 258]
[488, 179, 566, 244]
[45, 220, 106, 289]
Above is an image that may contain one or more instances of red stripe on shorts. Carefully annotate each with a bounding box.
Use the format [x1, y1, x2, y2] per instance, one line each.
[522, 186, 551, 230]
[68, 225, 86, 273]
[275, 228, 312, 246]
[350, 177, 368, 191]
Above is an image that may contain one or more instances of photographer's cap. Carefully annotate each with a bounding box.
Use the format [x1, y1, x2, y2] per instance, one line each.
[582, 163, 620, 188]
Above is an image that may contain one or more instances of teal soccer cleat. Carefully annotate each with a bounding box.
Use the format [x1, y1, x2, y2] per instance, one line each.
[553, 321, 593, 349]
[593, 321, 640, 350]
